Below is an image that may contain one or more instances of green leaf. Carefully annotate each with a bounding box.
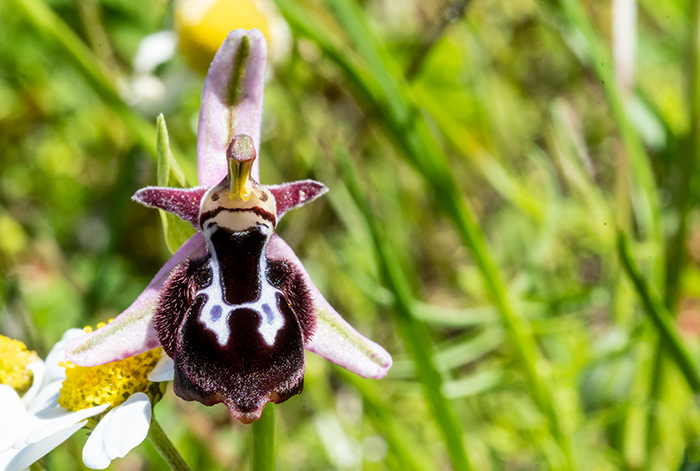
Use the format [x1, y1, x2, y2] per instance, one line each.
[156, 114, 195, 254]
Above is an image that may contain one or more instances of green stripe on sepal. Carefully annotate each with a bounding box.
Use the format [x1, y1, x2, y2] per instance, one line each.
[226, 35, 251, 108]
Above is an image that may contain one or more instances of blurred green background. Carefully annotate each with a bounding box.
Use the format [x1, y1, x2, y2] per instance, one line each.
[1, 0, 700, 469]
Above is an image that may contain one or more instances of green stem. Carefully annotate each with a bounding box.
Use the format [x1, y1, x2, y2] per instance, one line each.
[148, 416, 192, 471]
[251, 404, 275, 471]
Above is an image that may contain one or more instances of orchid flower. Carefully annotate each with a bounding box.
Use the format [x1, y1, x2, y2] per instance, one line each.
[65, 29, 392, 424]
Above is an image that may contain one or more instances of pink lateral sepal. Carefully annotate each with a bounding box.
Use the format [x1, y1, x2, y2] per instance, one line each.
[268, 180, 328, 219]
[198, 29, 267, 186]
[266, 235, 392, 379]
[132, 186, 208, 228]
[65, 233, 207, 366]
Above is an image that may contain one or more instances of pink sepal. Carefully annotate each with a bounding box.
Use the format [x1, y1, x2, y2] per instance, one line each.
[266, 235, 392, 379]
[198, 29, 267, 186]
[65, 233, 207, 367]
[132, 186, 207, 228]
[268, 180, 328, 219]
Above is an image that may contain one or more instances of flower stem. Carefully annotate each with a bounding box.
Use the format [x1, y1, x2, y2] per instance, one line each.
[251, 404, 275, 471]
[147, 415, 192, 471]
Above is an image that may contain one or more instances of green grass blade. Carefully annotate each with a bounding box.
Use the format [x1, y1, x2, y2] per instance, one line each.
[555, 0, 663, 283]
[617, 232, 700, 392]
[326, 1, 578, 466]
[275, 1, 577, 467]
[339, 371, 431, 471]
[664, 0, 700, 306]
[335, 144, 474, 471]
[417, 91, 544, 222]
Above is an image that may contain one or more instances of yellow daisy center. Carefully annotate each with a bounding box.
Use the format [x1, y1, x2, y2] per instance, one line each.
[58, 332, 164, 413]
[0, 335, 39, 397]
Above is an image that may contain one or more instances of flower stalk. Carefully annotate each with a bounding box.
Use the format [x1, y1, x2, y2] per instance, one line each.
[147, 416, 193, 471]
[251, 404, 275, 471]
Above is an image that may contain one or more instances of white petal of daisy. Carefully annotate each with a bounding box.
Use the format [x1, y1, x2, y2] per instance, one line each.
[13, 403, 109, 450]
[0, 385, 25, 450]
[0, 385, 24, 422]
[42, 329, 86, 385]
[2, 330, 165, 470]
[26, 329, 85, 415]
[82, 393, 152, 470]
[147, 353, 174, 382]
[20, 361, 45, 406]
[0, 419, 86, 471]
[25, 381, 62, 415]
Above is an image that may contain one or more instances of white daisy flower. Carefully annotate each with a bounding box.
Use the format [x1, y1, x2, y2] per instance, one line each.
[0, 328, 173, 470]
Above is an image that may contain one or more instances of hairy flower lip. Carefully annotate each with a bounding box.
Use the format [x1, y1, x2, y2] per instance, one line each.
[64, 28, 392, 422]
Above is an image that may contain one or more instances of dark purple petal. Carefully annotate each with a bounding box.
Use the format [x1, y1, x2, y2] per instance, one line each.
[266, 259, 316, 342]
[132, 186, 208, 228]
[154, 232, 307, 423]
[153, 258, 202, 357]
[173, 296, 305, 423]
[198, 30, 267, 186]
[267, 236, 392, 379]
[267, 180, 328, 219]
[65, 233, 207, 366]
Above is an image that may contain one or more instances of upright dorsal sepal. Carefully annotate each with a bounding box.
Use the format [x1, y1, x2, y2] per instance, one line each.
[227, 134, 257, 202]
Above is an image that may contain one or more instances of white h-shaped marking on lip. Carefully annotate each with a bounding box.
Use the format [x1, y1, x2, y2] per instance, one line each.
[197, 227, 285, 347]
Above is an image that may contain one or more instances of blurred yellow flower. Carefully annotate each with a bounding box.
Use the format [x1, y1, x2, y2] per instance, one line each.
[176, 0, 290, 74]
[0, 335, 38, 397]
